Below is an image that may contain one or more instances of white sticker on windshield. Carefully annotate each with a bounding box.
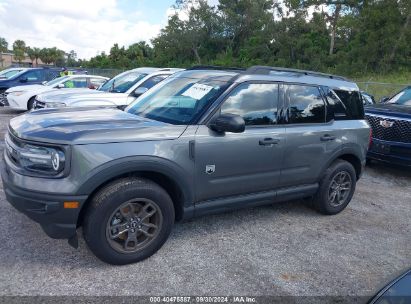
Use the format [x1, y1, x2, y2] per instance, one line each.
[182, 83, 214, 100]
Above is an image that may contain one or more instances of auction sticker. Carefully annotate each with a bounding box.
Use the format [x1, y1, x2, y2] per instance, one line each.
[182, 83, 214, 100]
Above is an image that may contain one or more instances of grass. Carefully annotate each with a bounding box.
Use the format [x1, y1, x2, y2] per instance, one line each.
[353, 71, 411, 102]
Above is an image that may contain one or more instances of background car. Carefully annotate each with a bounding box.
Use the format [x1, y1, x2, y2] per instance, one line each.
[5, 74, 108, 110]
[365, 86, 411, 166]
[361, 91, 376, 105]
[33, 67, 184, 110]
[0, 67, 61, 106]
[0, 67, 26, 80]
[369, 268, 411, 304]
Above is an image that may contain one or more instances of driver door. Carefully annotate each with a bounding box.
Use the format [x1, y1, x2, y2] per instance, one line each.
[194, 82, 286, 203]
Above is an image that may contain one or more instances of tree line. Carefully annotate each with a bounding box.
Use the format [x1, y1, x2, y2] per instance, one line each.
[1, 0, 410, 77]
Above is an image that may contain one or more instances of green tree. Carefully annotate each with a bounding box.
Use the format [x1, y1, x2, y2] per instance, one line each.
[12, 39, 26, 64]
[0, 37, 8, 68]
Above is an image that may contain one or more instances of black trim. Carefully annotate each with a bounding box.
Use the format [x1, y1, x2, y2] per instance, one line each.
[194, 183, 318, 217]
[1, 161, 87, 239]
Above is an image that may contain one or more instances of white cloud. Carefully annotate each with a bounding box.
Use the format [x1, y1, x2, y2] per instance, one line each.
[0, 0, 163, 59]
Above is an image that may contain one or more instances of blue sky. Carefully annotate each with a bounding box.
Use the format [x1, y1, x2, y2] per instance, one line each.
[0, 0, 181, 59]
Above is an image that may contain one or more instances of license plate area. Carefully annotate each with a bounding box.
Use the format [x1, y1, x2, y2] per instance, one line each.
[373, 142, 391, 154]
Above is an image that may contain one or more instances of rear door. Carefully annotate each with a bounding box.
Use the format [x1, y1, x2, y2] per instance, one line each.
[194, 82, 286, 202]
[280, 83, 340, 187]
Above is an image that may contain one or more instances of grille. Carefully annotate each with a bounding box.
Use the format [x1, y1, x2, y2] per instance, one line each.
[366, 114, 411, 143]
[0, 92, 9, 106]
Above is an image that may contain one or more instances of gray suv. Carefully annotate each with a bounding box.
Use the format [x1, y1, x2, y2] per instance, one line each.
[1, 66, 370, 264]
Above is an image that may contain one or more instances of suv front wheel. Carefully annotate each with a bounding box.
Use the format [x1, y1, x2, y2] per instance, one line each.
[312, 160, 357, 215]
[83, 177, 175, 265]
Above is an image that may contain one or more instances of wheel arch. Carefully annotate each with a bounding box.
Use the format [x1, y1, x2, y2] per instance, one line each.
[76, 157, 194, 226]
[321, 147, 364, 181]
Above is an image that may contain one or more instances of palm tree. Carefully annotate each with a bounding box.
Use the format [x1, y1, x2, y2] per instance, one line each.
[12, 40, 26, 64]
[0, 37, 8, 68]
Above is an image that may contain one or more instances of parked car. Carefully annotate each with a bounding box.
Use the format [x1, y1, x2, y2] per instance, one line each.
[0, 68, 62, 106]
[361, 91, 376, 105]
[4, 75, 108, 110]
[369, 268, 411, 304]
[365, 86, 411, 166]
[1, 66, 370, 264]
[33, 67, 184, 110]
[0, 67, 26, 80]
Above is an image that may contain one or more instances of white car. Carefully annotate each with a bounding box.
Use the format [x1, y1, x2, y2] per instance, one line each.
[33, 68, 184, 110]
[6, 74, 108, 110]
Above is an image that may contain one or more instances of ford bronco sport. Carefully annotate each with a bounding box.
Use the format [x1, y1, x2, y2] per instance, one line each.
[1, 66, 370, 265]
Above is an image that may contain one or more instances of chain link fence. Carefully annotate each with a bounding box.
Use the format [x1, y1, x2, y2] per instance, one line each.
[85, 68, 125, 78]
[356, 81, 410, 102]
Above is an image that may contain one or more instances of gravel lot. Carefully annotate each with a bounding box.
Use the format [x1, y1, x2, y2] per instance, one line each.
[0, 107, 410, 297]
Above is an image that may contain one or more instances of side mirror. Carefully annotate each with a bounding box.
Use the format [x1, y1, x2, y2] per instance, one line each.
[380, 97, 389, 103]
[209, 113, 245, 133]
[19, 77, 28, 83]
[56, 83, 65, 89]
[132, 87, 148, 97]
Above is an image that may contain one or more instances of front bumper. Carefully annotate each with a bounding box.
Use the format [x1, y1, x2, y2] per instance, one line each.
[1, 158, 88, 239]
[367, 138, 411, 167]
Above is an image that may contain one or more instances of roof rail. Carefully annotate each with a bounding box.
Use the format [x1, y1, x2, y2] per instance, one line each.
[246, 66, 348, 81]
[188, 65, 245, 72]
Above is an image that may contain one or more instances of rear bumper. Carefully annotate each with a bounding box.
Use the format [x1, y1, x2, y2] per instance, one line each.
[1, 160, 88, 239]
[367, 138, 411, 167]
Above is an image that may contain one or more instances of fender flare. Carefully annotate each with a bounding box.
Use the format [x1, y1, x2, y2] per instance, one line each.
[319, 144, 365, 180]
[76, 156, 194, 206]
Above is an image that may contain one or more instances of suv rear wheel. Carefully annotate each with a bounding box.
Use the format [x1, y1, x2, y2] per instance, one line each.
[312, 160, 356, 215]
[83, 177, 175, 265]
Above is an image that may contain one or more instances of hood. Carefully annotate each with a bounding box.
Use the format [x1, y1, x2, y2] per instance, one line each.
[365, 103, 411, 119]
[6, 84, 45, 92]
[9, 108, 187, 145]
[37, 88, 99, 100]
[40, 90, 124, 103]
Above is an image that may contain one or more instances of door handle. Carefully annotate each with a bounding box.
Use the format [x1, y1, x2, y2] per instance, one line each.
[259, 138, 280, 145]
[320, 134, 336, 141]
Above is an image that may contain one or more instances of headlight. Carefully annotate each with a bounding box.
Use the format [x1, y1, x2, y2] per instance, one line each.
[10, 91, 26, 96]
[45, 102, 66, 108]
[6, 136, 66, 175]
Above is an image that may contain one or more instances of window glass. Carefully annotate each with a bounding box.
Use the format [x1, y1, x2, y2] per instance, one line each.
[334, 90, 364, 119]
[325, 88, 348, 120]
[89, 78, 106, 89]
[99, 71, 147, 93]
[221, 83, 278, 126]
[63, 78, 88, 88]
[287, 85, 325, 123]
[126, 76, 230, 125]
[47, 76, 69, 87]
[23, 70, 42, 82]
[138, 75, 169, 90]
[387, 87, 411, 106]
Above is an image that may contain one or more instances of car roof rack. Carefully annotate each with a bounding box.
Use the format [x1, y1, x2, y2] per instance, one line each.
[246, 66, 348, 81]
[188, 65, 245, 72]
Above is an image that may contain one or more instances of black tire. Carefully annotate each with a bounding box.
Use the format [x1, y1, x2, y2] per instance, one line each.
[83, 177, 175, 265]
[27, 96, 36, 110]
[312, 160, 356, 215]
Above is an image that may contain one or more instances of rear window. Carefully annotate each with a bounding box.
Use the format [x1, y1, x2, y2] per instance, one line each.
[326, 89, 364, 120]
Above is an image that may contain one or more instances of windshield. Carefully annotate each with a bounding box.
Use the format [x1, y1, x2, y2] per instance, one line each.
[45, 76, 69, 86]
[387, 87, 411, 106]
[99, 71, 147, 93]
[0, 69, 23, 79]
[126, 76, 230, 125]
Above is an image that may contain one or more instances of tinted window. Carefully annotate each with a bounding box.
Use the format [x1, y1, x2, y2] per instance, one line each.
[334, 90, 364, 119]
[221, 83, 278, 126]
[287, 85, 325, 123]
[324, 88, 348, 120]
[23, 70, 42, 82]
[387, 87, 411, 106]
